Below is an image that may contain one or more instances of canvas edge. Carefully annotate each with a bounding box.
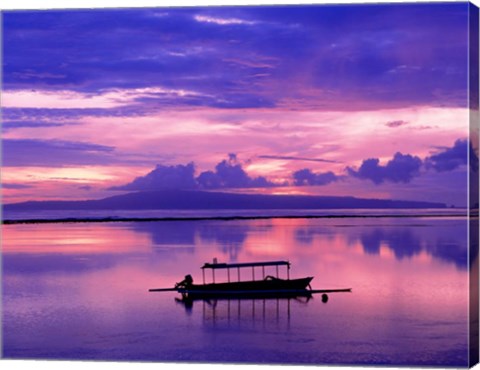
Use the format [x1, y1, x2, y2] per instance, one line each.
[468, 1, 480, 368]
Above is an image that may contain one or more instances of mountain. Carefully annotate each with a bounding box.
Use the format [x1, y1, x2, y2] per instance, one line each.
[3, 190, 447, 211]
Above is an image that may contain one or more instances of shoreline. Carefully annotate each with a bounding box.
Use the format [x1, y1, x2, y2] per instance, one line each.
[2, 213, 471, 225]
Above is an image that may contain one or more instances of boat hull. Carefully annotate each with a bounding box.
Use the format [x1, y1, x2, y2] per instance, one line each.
[178, 277, 313, 298]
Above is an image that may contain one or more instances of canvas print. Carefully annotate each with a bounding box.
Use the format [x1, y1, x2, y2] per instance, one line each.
[1, 2, 479, 367]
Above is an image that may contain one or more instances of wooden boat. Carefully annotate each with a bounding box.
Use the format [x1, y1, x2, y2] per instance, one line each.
[149, 259, 351, 300]
[183, 261, 313, 296]
[150, 260, 312, 298]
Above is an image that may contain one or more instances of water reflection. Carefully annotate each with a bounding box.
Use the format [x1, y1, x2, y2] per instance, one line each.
[359, 228, 425, 258]
[2, 253, 116, 275]
[354, 224, 469, 268]
[294, 226, 336, 245]
[197, 223, 251, 261]
[127, 218, 469, 269]
[2, 217, 470, 366]
[174, 295, 313, 325]
[131, 221, 196, 252]
[129, 221, 251, 259]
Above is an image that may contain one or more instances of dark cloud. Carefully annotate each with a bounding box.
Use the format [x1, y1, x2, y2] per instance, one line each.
[385, 120, 409, 128]
[348, 139, 473, 187]
[3, 3, 469, 110]
[293, 169, 339, 186]
[2, 139, 115, 167]
[3, 107, 152, 121]
[347, 152, 422, 184]
[2, 120, 68, 132]
[197, 154, 275, 189]
[2, 9, 280, 110]
[308, 5, 468, 107]
[207, 94, 276, 109]
[259, 155, 338, 163]
[136, 92, 275, 110]
[2, 183, 34, 189]
[426, 139, 469, 172]
[110, 154, 276, 191]
[110, 163, 197, 191]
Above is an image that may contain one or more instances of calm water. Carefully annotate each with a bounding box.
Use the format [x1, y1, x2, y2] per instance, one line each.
[2, 216, 471, 366]
[3, 207, 466, 221]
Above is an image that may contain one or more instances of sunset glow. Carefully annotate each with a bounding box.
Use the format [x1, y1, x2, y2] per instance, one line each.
[2, 4, 475, 206]
[2, 4, 477, 367]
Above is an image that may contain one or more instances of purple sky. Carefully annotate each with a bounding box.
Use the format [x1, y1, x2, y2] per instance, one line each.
[2, 3, 476, 206]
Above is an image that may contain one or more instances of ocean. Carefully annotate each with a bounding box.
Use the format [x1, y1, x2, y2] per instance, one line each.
[1, 210, 472, 366]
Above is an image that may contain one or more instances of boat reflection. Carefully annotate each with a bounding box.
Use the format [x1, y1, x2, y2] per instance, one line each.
[155, 259, 349, 321]
[174, 294, 315, 325]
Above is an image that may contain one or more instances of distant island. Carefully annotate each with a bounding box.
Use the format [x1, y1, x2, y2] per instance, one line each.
[3, 190, 447, 211]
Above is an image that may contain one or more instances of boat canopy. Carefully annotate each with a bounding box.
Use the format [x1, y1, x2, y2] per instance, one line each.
[202, 260, 290, 270]
[201, 260, 291, 284]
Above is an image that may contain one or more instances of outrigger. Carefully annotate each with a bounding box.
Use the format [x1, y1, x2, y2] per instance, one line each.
[149, 260, 351, 302]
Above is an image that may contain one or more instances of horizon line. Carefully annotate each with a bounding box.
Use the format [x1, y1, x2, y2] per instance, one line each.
[2, 212, 470, 225]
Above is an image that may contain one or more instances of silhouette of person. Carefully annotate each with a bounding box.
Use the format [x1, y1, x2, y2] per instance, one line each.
[175, 274, 193, 288]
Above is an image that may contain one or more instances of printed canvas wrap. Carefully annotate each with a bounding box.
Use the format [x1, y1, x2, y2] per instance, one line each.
[1, 2, 479, 368]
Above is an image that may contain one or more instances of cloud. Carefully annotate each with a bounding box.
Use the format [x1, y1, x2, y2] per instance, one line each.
[2, 89, 123, 109]
[3, 4, 469, 111]
[425, 139, 469, 172]
[385, 120, 408, 128]
[2, 183, 34, 189]
[4, 86, 244, 111]
[347, 139, 473, 187]
[3, 9, 277, 110]
[193, 15, 256, 26]
[259, 155, 338, 163]
[347, 152, 422, 184]
[2, 120, 68, 132]
[110, 163, 197, 191]
[197, 154, 275, 189]
[2, 139, 116, 167]
[111, 154, 276, 191]
[2, 107, 151, 122]
[293, 169, 339, 186]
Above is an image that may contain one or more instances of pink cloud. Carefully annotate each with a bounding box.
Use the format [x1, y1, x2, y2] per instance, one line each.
[4, 104, 468, 204]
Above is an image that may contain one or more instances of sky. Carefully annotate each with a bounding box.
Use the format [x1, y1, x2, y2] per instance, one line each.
[1, 2, 476, 207]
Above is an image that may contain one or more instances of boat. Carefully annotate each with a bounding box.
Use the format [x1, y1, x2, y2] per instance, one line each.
[149, 259, 350, 300]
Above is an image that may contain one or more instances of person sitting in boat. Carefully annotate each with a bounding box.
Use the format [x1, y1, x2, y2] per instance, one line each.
[264, 275, 279, 281]
[175, 274, 193, 289]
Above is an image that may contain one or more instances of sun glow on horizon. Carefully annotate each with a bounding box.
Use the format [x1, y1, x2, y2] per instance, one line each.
[2, 5, 471, 207]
